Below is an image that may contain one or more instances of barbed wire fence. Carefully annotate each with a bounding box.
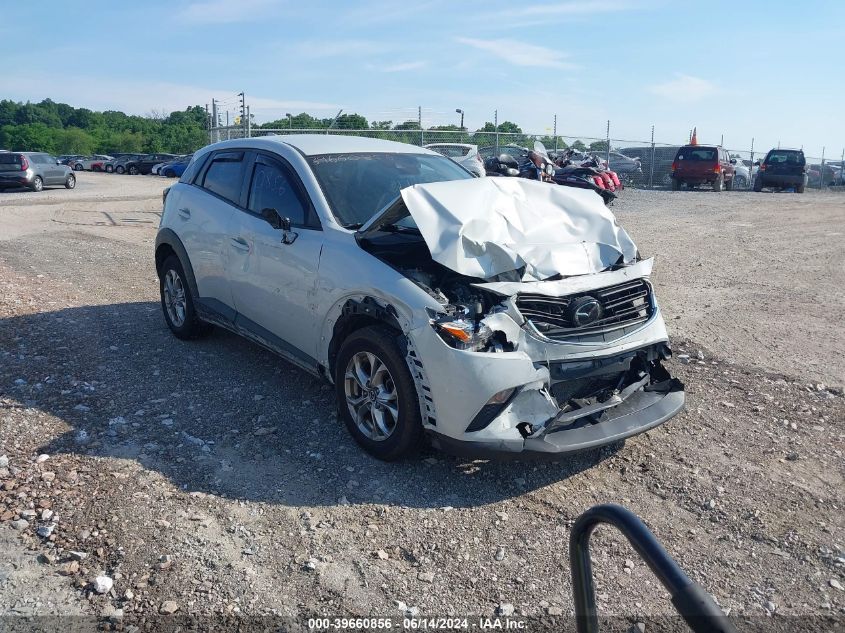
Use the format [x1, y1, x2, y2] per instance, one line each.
[207, 113, 844, 190]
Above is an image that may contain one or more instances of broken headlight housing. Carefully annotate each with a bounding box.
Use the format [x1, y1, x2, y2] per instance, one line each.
[433, 318, 493, 351]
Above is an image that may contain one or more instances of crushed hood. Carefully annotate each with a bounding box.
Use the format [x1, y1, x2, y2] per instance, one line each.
[360, 178, 638, 282]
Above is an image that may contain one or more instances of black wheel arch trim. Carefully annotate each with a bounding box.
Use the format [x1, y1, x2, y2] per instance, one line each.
[154, 229, 200, 301]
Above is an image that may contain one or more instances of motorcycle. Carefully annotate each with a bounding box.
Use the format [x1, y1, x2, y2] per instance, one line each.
[554, 148, 622, 195]
[484, 143, 616, 206]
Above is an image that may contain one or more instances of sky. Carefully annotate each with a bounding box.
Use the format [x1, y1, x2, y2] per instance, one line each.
[1, 0, 843, 157]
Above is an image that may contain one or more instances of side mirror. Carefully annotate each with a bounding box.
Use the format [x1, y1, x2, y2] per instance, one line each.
[260, 207, 286, 230]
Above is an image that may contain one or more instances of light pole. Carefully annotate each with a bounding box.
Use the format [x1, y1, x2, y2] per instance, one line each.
[286, 113, 292, 130]
[456, 108, 464, 141]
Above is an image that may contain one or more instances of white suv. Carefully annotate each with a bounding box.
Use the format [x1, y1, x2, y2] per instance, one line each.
[155, 135, 684, 460]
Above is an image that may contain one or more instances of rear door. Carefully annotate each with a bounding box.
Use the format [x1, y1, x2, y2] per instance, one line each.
[176, 149, 245, 315]
[227, 151, 324, 364]
[38, 154, 63, 184]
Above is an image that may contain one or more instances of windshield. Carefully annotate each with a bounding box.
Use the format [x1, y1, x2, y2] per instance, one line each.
[308, 152, 473, 227]
[677, 147, 717, 161]
[766, 150, 805, 165]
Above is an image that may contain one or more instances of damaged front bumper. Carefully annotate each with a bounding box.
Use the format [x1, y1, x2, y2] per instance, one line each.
[410, 305, 685, 458]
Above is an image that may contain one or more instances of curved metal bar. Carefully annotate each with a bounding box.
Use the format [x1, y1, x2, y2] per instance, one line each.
[569, 504, 737, 633]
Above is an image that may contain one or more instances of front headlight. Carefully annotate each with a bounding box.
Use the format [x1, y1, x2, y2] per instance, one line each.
[434, 318, 493, 351]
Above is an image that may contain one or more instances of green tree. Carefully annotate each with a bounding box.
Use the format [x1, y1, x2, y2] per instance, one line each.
[333, 113, 368, 130]
[55, 127, 96, 154]
[588, 140, 608, 152]
[0, 123, 56, 152]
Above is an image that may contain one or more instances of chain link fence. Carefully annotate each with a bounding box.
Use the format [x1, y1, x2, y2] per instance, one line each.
[208, 124, 843, 190]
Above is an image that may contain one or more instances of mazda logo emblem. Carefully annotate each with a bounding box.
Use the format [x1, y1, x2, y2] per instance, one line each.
[569, 296, 603, 327]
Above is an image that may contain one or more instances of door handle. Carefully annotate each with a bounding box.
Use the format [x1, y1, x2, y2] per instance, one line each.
[230, 237, 250, 251]
[177, 208, 191, 219]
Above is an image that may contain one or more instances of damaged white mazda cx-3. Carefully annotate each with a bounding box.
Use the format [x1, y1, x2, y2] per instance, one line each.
[155, 135, 684, 460]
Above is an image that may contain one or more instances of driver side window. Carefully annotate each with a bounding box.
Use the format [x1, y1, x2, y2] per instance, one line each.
[247, 158, 316, 229]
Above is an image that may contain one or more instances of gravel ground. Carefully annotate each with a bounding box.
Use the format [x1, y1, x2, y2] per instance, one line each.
[0, 173, 843, 629]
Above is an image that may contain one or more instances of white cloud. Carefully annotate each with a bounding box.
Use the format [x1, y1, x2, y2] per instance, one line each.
[0, 72, 340, 117]
[177, 0, 279, 24]
[456, 38, 576, 70]
[289, 39, 391, 59]
[378, 61, 427, 73]
[649, 74, 718, 102]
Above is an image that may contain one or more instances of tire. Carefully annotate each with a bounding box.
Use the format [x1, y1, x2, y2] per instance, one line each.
[335, 325, 423, 461]
[158, 255, 212, 340]
[65, 174, 76, 189]
[128, 165, 139, 175]
[713, 174, 724, 192]
[734, 175, 747, 188]
[796, 183, 805, 193]
[105, 165, 113, 173]
[92, 166, 101, 172]
[30, 176, 43, 192]
[753, 177, 763, 192]
[73, 163, 83, 171]
[164, 169, 175, 178]
[115, 165, 125, 174]
[670, 178, 681, 191]
[725, 176, 734, 191]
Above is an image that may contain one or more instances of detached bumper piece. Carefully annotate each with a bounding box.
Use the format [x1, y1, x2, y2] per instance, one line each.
[431, 343, 684, 458]
[527, 344, 684, 454]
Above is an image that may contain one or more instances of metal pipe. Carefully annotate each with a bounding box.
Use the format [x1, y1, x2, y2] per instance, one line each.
[570, 504, 736, 633]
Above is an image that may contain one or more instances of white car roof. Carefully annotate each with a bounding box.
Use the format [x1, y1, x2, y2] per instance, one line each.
[206, 134, 439, 157]
[424, 143, 477, 149]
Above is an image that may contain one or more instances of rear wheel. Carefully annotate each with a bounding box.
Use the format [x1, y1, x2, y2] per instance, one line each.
[115, 165, 125, 174]
[335, 326, 423, 461]
[753, 177, 763, 192]
[105, 165, 113, 173]
[65, 174, 76, 189]
[159, 255, 211, 340]
[670, 178, 681, 191]
[30, 176, 43, 192]
[796, 182, 805, 193]
[713, 174, 724, 192]
[164, 169, 175, 178]
[725, 176, 734, 191]
[73, 163, 83, 171]
[128, 165, 139, 175]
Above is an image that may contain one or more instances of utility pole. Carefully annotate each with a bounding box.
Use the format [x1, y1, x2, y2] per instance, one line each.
[648, 125, 655, 189]
[238, 92, 246, 137]
[211, 99, 218, 143]
[418, 106, 423, 146]
[494, 109, 499, 153]
[246, 106, 251, 138]
[286, 113, 292, 130]
[605, 119, 611, 165]
[205, 103, 210, 144]
[720, 134, 724, 146]
[820, 146, 825, 188]
[750, 137, 755, 189]
[553, 114, 557, 152]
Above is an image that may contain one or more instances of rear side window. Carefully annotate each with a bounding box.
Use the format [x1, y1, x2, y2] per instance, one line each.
[677, 147, 717, 161]
[201, 151, 245, 204]
[180, 153, 208, 184]
[431, 146, 470, 158]
[766, 151, 805, 166]
[247, 158, 314, 228]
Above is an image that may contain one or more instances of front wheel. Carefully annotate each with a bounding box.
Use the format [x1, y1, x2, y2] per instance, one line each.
[335, 326, 423, 461]
[159, 255, 211, 340]
[128, 165, 139, 175]
[30, 176, 43, 192]
[164, 169, 175, 178]
[105, 165, 113, 173]
[73, 163, 83, 171]
[734, 175, 747, 189]
[115, 165, 125, 174]
[65, 174, 76, 189]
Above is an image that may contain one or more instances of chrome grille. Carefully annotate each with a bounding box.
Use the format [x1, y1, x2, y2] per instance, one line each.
[517, 279, 652, 341]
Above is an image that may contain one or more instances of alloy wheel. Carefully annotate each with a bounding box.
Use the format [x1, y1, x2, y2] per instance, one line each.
[163, 269, 187, 327]
[343, 351, 399, 441]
